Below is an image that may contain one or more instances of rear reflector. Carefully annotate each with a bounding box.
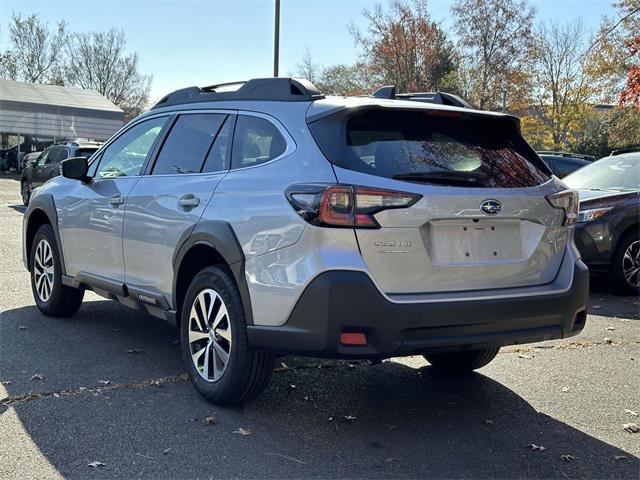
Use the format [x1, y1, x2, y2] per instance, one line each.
[340, 332, 367, 346]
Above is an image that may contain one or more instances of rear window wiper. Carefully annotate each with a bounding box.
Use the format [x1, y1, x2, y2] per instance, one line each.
[392, 171, 486, 186]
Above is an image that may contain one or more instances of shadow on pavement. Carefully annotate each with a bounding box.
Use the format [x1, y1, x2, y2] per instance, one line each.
[1, 301, 638, 478]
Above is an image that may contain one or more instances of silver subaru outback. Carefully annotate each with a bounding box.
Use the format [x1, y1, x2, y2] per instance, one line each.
[22, 78, 589, 405]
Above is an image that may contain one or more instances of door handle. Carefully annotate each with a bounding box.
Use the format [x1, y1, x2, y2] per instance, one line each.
[178, 194, 200, 208]
[109, 194, 125, 206]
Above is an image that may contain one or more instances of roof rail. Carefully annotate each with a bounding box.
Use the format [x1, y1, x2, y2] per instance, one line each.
[537, 151, 596, 161]
[151, 77, 324, 109]
[371, 85, 473, 109]
[609, 146, 639, 156]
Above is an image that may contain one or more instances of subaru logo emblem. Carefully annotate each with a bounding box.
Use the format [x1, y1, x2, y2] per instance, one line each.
[480, 199, 502, 216]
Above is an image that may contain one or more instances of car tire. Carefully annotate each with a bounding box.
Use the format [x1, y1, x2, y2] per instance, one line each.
[610, 231, 640, 296]
[21, 180, 31, 206]
[180, 266, 274, 405]
[423, 347, 500, 372]
[30, 224, 84, 317]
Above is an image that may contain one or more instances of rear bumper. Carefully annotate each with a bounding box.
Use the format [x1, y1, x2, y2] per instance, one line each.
[247, 257, 589, 358]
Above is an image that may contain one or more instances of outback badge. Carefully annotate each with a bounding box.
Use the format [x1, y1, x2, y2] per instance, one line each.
[480, 199, 502, 216]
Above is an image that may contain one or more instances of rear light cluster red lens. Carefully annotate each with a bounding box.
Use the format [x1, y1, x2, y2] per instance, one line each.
[286, 184, 421, 228]
[546, 190, 579, 226]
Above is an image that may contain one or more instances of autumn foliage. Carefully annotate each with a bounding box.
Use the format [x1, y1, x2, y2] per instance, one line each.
[619, 35, 640, 109]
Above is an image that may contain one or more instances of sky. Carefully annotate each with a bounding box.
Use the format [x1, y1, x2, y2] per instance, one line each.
[0, 0, 618, 103]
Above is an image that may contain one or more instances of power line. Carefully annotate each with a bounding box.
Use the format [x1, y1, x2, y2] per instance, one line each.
[584, 6, 640, 57]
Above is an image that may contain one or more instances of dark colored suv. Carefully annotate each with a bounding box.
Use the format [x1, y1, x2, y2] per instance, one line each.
[537, 152, 594, 178]
[20, 140, 101, 205]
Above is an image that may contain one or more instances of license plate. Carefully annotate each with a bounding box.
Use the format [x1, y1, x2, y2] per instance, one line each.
[430, 219, 523, 264]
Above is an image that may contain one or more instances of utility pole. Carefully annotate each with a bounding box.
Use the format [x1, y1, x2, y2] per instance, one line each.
[273, 0, 280, 77]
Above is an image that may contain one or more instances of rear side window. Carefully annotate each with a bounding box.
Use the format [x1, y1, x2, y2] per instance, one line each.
[231, 115, 286, 169]
[47, 148, 68, 163]
[310, 109, 550, 188]
[152, 113, 226, 175]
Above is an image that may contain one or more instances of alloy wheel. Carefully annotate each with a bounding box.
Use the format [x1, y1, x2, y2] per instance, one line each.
[34, 239, 54, 302]
[188, 288, 232, 382]
[622, 240, 640, 288]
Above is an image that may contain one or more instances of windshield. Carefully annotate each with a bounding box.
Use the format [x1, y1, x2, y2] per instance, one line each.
[309, 108, 550, 188]
[564, 155, 640, 192]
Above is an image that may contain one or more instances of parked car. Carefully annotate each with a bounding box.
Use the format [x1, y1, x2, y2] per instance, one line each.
[563, 152, 639, 294]
[22, 78, 588, 405]
[537, 151, 594, 178]
[21, 151, 43, 173]
[20, 140, 101, 205]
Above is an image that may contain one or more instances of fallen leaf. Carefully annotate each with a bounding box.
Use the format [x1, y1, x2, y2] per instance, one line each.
[233, 427, 252, 436]
[386, 458, 398, 463]
[604, 337, 613, 344]
[150, 380, 161, 387]
[614, 455, 628, 461]
[1, 381, 11, 385]
[126, 349, 143, 354]
[163, 448, 172, 455]
[561, 454, 576, 462]
[18, 326, 28, 330]
[344, 415, 357, 421]
[518, 354, 531, 359]
[88, 461, 106, 468]
[97, 380, 112, 386]
[52, 393, 60, 398]
[623, 422, 639, 433]
[288, 384, 297, 392]
[561, 387, 570, 393]
[605, 326, 615, 331]
[484, 419, 494, 425]
[527, 443, 545, 451]
[203, 414, 217, 425]
[624, 409, 638, 416]
[592, 304, 602, 310]
[30, 373, 45, 380]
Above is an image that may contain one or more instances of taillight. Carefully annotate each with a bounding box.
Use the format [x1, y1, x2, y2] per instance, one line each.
[286, 184, 421, 228]
[546, 190, 579, 226]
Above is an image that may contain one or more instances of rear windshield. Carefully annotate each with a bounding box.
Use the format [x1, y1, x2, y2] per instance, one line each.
[75, 148, 98, 159]
[310, 109, 550, 188]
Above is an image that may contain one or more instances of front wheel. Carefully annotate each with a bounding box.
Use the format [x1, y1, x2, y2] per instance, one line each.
[30, 224, 84, 317]
[180, 266, 274, 405]
[610, 232, 639, 295]
[423, 347, 500, 373]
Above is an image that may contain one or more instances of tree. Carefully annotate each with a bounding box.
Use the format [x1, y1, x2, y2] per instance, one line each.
[619, 34, 640, 109]
[294, 47, 322, 84]
[530, 20, 596, 149]
[452, 0, 536, 110]
[349, 0, 456, 92]
[3, 13, 66, 83]
[65, 29, 152, 119]
[317, 63, 375, 96]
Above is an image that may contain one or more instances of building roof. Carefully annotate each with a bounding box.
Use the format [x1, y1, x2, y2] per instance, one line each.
[0, 79, 123, 113]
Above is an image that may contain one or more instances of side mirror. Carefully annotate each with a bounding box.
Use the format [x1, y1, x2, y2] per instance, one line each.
[60, 156, 89, 182]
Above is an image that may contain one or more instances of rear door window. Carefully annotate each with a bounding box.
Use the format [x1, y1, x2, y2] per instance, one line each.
[310, 108, 550, 188]
[47, 147, 68, 164]
[231, 115, 286, 169]
[152, 113, 227, 175]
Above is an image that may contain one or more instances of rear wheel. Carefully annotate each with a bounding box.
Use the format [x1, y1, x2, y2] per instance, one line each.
[180, 266, 274, 405]
[423, 347, 500, 372]
[30, 224, 84, 317]
[610, 231, 640, 295]
[21, 180, 31, 205]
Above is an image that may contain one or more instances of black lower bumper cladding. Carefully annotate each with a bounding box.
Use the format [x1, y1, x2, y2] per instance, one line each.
[247, 262, 589, 358]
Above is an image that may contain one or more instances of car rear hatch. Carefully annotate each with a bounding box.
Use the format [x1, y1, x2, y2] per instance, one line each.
[308, 104, 573, 294]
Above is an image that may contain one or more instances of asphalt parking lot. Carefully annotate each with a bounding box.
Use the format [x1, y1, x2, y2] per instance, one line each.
[0, 175, 638, 479]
